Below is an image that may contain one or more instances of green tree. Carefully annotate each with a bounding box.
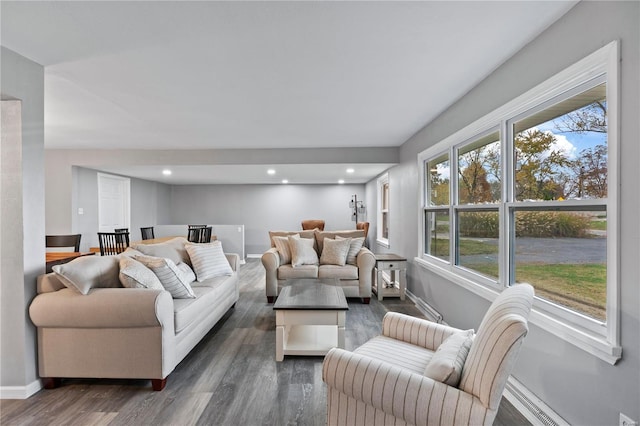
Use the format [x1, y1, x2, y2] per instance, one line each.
[515, 129, 571, 200]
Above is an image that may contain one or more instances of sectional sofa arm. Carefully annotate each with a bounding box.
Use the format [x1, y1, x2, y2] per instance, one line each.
[29, 288, 174, 330]
[382, 312, 464, 351]
[225, 253, 240, 272]
[322, 348, 488, 426]
[261, 248, 280, 297]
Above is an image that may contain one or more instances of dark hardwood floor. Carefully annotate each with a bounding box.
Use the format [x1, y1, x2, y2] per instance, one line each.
[1, 259, 530, 425]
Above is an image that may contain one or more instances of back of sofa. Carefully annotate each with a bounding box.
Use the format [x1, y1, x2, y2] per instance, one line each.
[268, 229, 365, 256]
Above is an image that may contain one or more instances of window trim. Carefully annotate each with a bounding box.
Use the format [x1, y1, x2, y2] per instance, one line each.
[377, 173, 390, 248]
[416, 41, 620, 365]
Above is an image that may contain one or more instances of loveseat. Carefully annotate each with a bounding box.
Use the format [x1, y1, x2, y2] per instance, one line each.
[261, 229, 376, 304]
[30, 237, 239, 391]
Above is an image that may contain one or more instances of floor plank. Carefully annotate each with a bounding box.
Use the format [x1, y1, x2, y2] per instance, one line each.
[1, 258, 531, 425]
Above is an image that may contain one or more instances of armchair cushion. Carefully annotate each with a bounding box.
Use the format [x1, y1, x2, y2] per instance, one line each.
[424, 329, 474, 387]
[354, 336, 433, 375]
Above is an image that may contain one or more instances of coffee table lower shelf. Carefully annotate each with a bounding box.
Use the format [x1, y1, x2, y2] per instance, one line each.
[275, 310, 345, 361]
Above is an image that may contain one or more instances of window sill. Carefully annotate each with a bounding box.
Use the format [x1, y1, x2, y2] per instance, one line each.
[414, 257, 622, 365]
[376, 239, 390, 249]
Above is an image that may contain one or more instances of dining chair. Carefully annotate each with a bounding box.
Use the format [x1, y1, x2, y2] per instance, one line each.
[187, 226, 212, 243]
[98, 232, 130, 255]
[46, 234, 82, 252]
[188, 224, 208, 229]
[356, 221, 370, 239]
[140, 226, 155, 240]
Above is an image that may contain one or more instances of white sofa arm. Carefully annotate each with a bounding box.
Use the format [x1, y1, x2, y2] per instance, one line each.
[322, 348, 490, 426]
[356, 247, 376, 300]
[29, 287, 174, 331]
[382, 312, 464, 351]
[261, 248, 280, 300]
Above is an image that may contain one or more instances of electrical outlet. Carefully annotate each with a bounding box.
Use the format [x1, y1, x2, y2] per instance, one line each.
[620, 413, 638, 426]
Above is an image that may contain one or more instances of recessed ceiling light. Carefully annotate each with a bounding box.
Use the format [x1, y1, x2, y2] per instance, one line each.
[346, 168, 355, 174]
[267, 169, 276, 175]
[162, 169, 172, 176]
[282, 179, 289, 184]
[338, 179, 345, 184]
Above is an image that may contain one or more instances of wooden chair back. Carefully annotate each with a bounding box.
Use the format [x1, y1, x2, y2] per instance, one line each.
[140, 227, 155, 240]
[46, 234, 82, 252]
[98, 232, 130, 255]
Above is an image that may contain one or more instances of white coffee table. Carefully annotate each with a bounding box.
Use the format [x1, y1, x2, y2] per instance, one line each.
[273, 278, 348, 362]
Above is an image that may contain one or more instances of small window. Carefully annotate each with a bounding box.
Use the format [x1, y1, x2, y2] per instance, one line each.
[377, 173, 390, 247]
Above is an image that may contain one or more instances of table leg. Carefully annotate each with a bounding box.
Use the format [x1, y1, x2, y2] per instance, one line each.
[377, 268, 384, 301]
[276, 325, 284, 361]
[400, 269, 407, 300]
[337, 312, 346, 349]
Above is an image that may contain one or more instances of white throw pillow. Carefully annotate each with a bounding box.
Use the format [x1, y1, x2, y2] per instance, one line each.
[136, 255, 196, 299]
[336, 235, 365, 265]
[118, 256, 164, 290]
[184, 241, 233, 282]
[273, 234, 297, 264]
[289, 235, 318, 267]
[424, 329, 474, 387]
[176, 262, 196, 284]
[320, 237, 351, 266]
[52, 255, 121, 295]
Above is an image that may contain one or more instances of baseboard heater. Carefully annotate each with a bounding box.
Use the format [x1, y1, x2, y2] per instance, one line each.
[404, 289, 444, 324]
[504, 377, 570, 426]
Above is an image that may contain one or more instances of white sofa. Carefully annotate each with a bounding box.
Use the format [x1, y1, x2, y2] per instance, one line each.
[30, 237, 239, 391]
[261, 229, 376, 304]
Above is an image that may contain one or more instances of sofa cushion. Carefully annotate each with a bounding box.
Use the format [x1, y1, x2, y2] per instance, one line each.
[185, 241, 233, 281]
[318, 264, 358, 280]
[336, 235, 365, 265]
[424, 329, 474, 387]
[277, 264, 318, 280]
[52, 255, 121, 295]
[320, 238, 351, 266]
[315, 230, 365, 254]
[118, 256, 164, 290]
[136, 255, 196, 299]
[172, 286, 215, 333]
[133, 237, 191, 266]
[289, 236, 319, 267]
[273, 235, 297, 264]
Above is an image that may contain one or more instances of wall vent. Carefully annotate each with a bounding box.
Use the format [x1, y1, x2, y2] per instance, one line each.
[504, 378, 570, 426]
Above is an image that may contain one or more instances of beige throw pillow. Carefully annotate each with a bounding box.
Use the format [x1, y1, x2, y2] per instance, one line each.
[336, 235, 365, 265]
[320, 238, 351, 266]
[273, 235, 297, 264]
[133, 237, 191, 266]
[136, 255, 196, 299]
[289, 235, 318, 267]
[118, 256, 164, 290]
[424, 329, 474, 387]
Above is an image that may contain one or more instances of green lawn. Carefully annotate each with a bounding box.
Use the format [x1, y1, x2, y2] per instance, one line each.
[468, 262, 606, 321]
[589, 220, 607, 231]
[430, 238, 498, 257]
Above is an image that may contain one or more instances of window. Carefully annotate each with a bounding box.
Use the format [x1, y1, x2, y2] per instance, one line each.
[417, 42, 620, 364]
[377, 173, 390, 247]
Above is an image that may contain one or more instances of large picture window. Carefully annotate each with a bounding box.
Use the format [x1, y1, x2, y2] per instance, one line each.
[417, 42, 619, 364]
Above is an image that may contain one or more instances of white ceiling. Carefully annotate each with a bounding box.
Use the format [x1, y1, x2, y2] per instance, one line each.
[0, 0, 577, 184]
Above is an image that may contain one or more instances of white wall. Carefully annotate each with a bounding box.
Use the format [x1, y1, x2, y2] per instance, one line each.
[380, 2, 640, 425]
[169, 184, 367, 255]
[0, 47, 45, 395]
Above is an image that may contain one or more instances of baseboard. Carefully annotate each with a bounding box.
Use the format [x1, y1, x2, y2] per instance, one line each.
[0, 379, 42, 399]
[504, 377, 569, 426]
[246, 254, 262, 259]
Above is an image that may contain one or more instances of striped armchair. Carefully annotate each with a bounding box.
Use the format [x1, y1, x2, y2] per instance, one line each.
[322, 284, 534, 426]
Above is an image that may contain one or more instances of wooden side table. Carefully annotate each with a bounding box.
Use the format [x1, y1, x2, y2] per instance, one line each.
[373, 253, 407, 301]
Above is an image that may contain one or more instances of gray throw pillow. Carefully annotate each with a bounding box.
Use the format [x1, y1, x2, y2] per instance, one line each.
[336, 235, 365, 265]
[118, 256, 164, 290]
[133, 237, 191, 266]
[52, 255, 121, 295]
[136, 255, 196, 299]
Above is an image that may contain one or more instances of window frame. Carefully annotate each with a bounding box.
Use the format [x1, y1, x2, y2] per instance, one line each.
[377, 173, 390, 248]
[416, 41, 620, 364]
